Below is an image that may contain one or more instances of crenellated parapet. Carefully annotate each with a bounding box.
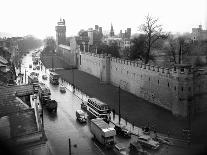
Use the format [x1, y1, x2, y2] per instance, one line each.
[81, 52, 193, 79]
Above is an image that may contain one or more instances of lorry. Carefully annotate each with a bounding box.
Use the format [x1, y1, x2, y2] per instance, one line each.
[39, 83, 51, 104]
[28, 74, 39, 93]
[90, 118, 116, 148]
[76, 110, 87, 123]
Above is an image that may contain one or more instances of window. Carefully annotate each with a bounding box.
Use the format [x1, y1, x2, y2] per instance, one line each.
[174, 86, 176, 91]
[181, 87, 183, 91]
[158, 80, 159, 84]
[149, 77, 150, 81]
[168, 82, 169, 87]
[127, 71, 129, 74]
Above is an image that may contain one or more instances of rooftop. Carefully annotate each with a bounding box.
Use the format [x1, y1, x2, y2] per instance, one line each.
[0, 85, 38, 140]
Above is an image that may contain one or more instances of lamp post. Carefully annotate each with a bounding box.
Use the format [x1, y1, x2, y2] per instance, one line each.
[25, 69, 28, 84]
[118, 85, 121, 125]
[72, 69, 75, 93]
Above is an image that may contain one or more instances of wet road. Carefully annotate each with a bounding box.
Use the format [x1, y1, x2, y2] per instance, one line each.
[18, 49, 192, 155]
[20, 50, 104, 155]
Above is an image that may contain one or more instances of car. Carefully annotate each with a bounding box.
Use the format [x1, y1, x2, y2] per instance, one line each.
[81, 101, 87, 111]
[113, 143, 128, 155]
[29, 64, 32, 68]
[153, 136, 173, 145]
[60, 85, 66, 93]
[129, 141, 148, 155]
[33, 67, 36, 70]
[136, 135, 160, 150]
[42, 75, 48, 80]
[76, 110, 87, 123]
[36, 66, 40, 70]
[114, 124, 131, 138]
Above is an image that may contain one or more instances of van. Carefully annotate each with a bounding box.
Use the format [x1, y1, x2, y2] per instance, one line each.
[76, 110, 87, 123]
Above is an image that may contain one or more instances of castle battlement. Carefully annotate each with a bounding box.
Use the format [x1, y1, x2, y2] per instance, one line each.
[81, 52, 193, 78]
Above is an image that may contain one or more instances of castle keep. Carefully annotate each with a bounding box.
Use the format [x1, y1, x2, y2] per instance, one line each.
[79, 52, 207, 117]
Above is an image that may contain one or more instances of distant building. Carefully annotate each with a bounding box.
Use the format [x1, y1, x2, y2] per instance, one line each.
[119, 28, 131, 39]
[55, 18, 66, 45]
[191, 25, 207, 41]
[110, 24, 115, 37]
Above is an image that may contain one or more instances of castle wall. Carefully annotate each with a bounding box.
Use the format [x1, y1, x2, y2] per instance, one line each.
[57, 45, 77, 67]
[79, 52, 103, 78]
[79, 52, 197, 117]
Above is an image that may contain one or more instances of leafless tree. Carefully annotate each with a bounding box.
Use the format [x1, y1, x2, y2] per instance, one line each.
[139, 15, 168, 64]
[44, 36, 56, 52]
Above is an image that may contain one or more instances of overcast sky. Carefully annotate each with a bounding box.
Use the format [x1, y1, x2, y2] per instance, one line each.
[0, 0, 206, 39]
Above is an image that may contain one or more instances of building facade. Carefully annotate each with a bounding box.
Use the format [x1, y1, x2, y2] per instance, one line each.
[191, 25, 207, 41]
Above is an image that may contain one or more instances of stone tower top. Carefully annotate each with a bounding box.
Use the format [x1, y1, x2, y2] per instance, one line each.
[55, 18, 66, 45]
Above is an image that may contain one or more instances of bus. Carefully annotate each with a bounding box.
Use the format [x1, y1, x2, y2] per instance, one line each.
[49, 72, 59, 85]
[87, 98, 111, 123]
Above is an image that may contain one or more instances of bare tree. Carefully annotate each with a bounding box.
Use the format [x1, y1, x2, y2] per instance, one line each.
[43, 36, 56, 52]
[139, 15, 167, 64]
[164, 35, 177, 64]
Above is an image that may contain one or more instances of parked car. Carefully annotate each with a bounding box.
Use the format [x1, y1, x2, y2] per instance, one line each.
[113, 143, 128, 155]
[29, 64, 32, 68]
[81, 101, 87, 111]
[76, 110, 87, 123]
[42, 75, 47, 80]
[33, 67, 36, 70]
[114, 124, 131, 138]
[136, 135, 160, 150]
[129, 141, 148, 155]
[36, 66, 40, 70]
[153, 136, 173, 145]
[60, 85, 66, 93]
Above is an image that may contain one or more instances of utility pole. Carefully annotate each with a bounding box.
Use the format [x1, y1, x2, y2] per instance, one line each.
[72, 69, 75, 91]
[25, 69, 27, 84]
[69, 138, 72, 155]
[52, 50, 54, 71]
[118, 86, 121, 125]
[42, 107, 44, 129]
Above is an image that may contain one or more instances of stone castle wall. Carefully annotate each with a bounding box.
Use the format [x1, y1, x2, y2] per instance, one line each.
[79, 52, 200, 117]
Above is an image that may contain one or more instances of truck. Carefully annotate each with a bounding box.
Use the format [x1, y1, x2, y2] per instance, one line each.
[39, 83, 51, 104]
[76, 110, 87, 123]
[90, 118, 116, 148]
[28, 74, 39, 93]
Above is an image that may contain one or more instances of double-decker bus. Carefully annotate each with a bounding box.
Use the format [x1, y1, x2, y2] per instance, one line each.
[49, 72, 59, 85]
[87, 98, 111, 123]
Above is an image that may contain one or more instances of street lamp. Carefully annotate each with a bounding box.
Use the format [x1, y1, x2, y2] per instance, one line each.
[118, 85, 121, 125]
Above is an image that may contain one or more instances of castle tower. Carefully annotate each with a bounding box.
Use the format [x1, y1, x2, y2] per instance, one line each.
[55, 18, 66, 45]
[110, 23, 114, 37]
